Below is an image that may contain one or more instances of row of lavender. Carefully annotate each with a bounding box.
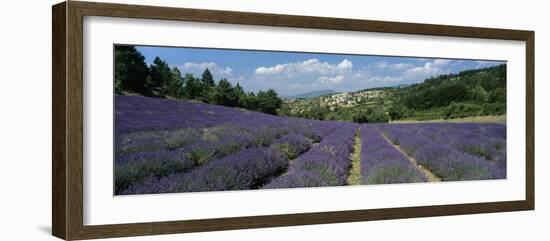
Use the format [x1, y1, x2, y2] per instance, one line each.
[116, 125, 287, 193]
[422, 123, 506, 170]
[263, 123, 358, 189]
[115, 95, 347, 194]
[119, 123, 349, 194]
[376, 123, 506, 181]
[359, 127, 427, 184]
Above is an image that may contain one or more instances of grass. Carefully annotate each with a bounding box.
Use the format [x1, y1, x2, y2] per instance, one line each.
[346, 129, 362, 185]
[390, 114, 506, 124]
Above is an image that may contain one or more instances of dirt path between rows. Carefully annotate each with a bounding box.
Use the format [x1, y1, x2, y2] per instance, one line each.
[347, 128, 363, 185]
[380, 134, 441, 182]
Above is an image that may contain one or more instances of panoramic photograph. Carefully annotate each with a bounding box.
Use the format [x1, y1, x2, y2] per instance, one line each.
[114, 45, 507, 195]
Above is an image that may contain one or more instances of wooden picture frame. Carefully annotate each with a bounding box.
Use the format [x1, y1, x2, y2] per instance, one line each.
[52, 1, 534, 240]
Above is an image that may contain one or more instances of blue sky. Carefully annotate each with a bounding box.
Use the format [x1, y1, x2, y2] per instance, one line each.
[136, 45, 505, 96]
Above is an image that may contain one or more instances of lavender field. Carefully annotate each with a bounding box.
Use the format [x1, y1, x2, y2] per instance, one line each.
[115, 95, 506, 195]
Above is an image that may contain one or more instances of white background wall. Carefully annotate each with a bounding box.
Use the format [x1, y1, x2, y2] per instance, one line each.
[0, 0, 547, 240]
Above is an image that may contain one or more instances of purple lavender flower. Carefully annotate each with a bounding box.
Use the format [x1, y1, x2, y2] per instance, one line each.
[378, 123, 506, 181]
[264, 123, 357, 189]
[115, 95, 507, 195]
[115, 148, 195, 194]
[271, 133, 312, 159]
[122, 147, 287, 194]
[359, 128, 427, 184]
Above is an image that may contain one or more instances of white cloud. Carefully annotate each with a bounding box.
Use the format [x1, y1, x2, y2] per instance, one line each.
[235, 76, 246, 82]
[374, 62, 388, 69]
[374, 61, 413, 71]
[254, 58, 353, 76]
[337, 59, 353, 69]
[366, 75, 404, 83]
[248, 57, 466, 96]
[180, 62, 234, 77]
[407, 62, 437, 75]
[255, 64, 286, 75]
[389, 63, 414, 70]
[250, 58, 356, 95]
[318, 75, 345, 84]
[223, 76, 248, 86]
[433, 59, 451, 66]
[401, 60, 449, 79]
[352, 69, 403, 83]
[353, 70, 369, 78]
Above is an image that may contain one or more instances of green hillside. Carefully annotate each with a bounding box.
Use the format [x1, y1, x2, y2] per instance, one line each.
[281, 64, 506, 122]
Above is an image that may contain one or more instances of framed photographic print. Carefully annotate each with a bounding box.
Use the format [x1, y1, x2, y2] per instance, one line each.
[52, 1, 534, 240]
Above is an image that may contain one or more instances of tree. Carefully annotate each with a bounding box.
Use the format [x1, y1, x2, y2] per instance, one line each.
[242, 92, 259, 111]
[201, 68, 215, 87]
[149, 56, 172, 96]
[232, 83, 246, 106]
[389, 104, 407, 120]
[167, 67, 185, 98]
[304, 105, 326, 120]
[211, 78, 238, 107]
[114, 46, 150, 95]
[352, 108, 388, 123]
[469, 84, 488, 103]
[183, 73, 201, 99]
[256, 89, 283, 115]
[352, 111, 369, 123]
[367, 110, 389, 123]
[488, 87, 506, 103]
[194, 68, 215, 102]
[278, 103, 292, 116]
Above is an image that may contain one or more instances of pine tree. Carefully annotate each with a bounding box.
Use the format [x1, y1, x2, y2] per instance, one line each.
[183, 73, 201, 99]
[168, 67, 185, 98]
[233, 83, 245, 106]
[256, 89, 283, 115]
[201, 68, 215, 87]
[149, 56, 172, 97]
[114, 45, 150, 95]
[213, 78, 237, 107]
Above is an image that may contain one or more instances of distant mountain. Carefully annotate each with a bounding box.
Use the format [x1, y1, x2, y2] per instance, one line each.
[285, 89, 338, 99]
